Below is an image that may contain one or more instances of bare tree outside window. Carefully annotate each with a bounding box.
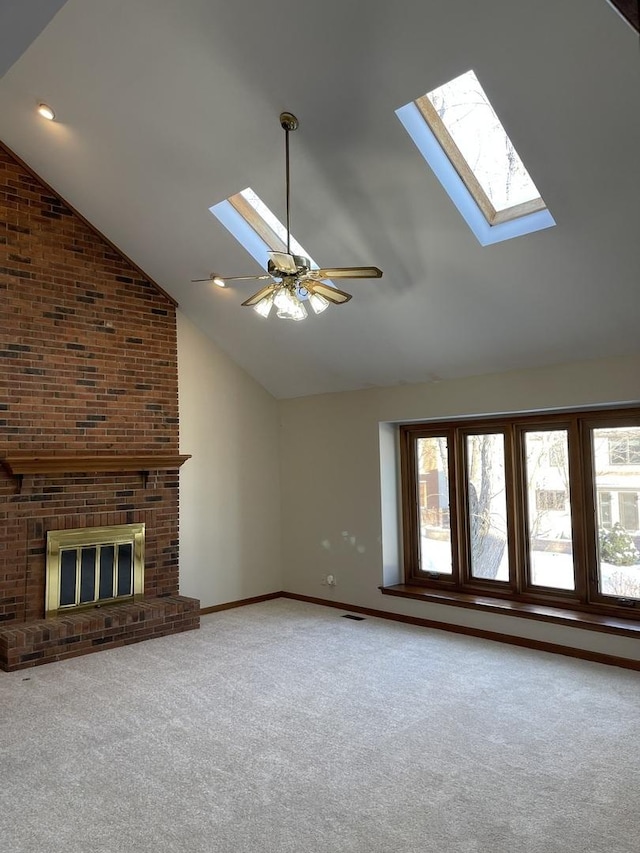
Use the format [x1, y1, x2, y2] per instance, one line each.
[466, 434, 508, 580]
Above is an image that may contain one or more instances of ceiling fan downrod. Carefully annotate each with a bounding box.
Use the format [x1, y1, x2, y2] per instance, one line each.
[280, 111, 298, 256]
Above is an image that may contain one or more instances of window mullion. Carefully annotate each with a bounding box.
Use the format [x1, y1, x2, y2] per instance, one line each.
[502, 424, 520, 594]
[569, 418, 590, 604]
[511, 425, 529, 595]
[400, 427, 421, 581]
[452, 427, 468, 588]
[442, 428, 461, 586]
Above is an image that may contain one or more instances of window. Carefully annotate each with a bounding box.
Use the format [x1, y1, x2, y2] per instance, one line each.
[400, 409, 640, 617]
[396, 70, 555, 245]
[598, 492, 613, 528]
[619, 493, 639, 531]
[608, 433, 640, 465]
[466, 432, 509, 581]
[524, 430, 574, 591]
[417, 435, 453, 575]
[535, 490, 566, 512]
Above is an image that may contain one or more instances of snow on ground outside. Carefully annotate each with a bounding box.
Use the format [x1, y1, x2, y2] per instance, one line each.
[420, 536, 640, 596]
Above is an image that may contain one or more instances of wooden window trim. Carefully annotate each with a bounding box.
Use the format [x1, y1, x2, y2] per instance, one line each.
[399, 407, 640, 622]
[227, 192, 288, 253]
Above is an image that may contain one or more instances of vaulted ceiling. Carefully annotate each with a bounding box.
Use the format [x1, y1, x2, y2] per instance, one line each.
[1, 0, 639, 398]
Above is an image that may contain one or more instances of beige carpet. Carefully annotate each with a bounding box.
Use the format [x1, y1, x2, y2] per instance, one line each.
[1, 598, 639, 852]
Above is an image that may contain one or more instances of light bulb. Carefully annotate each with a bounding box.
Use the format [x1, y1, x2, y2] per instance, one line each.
[290, 299, 308, 321]
[212, 276, 226, 288]
[274, 287, 308, 320]
[253, 294, 274, 318]
[274, 287, 293, 312]
[37, 104, 55, 121]
[274, 287, 307, 320]
[308, 292, 330, 314]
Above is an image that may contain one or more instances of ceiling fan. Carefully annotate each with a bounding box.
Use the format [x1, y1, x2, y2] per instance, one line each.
[192, 112, 383, 320]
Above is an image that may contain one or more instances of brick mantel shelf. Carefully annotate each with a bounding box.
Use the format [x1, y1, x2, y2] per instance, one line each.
[1, 454, 191, 491]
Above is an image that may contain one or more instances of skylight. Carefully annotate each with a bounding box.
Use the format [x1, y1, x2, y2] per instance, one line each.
[210, 187, 319, 273]
[396, 69, 555, 245]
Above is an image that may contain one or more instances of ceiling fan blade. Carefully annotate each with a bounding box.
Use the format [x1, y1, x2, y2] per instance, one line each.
[191, 274, 272, 283]
[304, 280, 352, 305]
[309, 266, 383, 280]
[224, 274, 273, 283]
[241, 283, 277, 307]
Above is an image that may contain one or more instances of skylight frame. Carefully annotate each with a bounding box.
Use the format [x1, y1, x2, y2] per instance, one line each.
[228, 189, 311, 258]
[396, 70, 555, 246]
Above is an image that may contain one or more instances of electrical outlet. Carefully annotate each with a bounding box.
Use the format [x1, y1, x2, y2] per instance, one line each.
[326, 574, 336, 586]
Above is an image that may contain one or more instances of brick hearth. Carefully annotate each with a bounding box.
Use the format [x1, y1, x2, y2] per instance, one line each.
[0, 596, 200, 671]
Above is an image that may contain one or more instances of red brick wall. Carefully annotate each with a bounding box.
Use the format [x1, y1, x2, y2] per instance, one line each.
[0, 142, 182, 625]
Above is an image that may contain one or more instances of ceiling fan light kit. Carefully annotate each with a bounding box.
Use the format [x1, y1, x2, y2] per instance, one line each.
[273, 285, 307, 321]
[253, 292, 274, 318]
[194, 112, 383, 320]
[308, 292, 330, 314]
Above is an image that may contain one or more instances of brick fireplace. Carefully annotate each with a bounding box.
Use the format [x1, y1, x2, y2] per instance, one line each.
[0, 142, 199, 671]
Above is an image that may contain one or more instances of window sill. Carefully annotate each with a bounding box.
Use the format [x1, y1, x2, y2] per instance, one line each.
[379, 585, 640, 640]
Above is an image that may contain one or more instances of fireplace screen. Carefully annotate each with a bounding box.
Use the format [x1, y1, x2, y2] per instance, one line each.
[45, 524, 144, 616]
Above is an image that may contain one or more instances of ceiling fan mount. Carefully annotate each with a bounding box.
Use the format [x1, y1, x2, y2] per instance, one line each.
[192, 111, 382, 320]
[279, 111, 299, 133]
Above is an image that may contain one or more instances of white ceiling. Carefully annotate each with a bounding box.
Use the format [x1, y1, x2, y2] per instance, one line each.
[0, 0, 639, 398]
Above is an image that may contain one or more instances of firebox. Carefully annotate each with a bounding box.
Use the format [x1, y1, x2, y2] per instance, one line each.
[45, 523, 145, 617]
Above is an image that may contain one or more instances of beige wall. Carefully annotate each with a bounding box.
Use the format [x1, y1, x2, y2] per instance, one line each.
[279, 354, 640, 660]
[177, 312, 282, 607]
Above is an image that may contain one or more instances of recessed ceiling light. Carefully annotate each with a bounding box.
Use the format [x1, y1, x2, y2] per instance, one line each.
[37, 103, 55, 121]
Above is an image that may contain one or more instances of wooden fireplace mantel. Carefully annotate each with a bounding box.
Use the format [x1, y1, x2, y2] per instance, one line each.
[1, 454, 191, 490]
